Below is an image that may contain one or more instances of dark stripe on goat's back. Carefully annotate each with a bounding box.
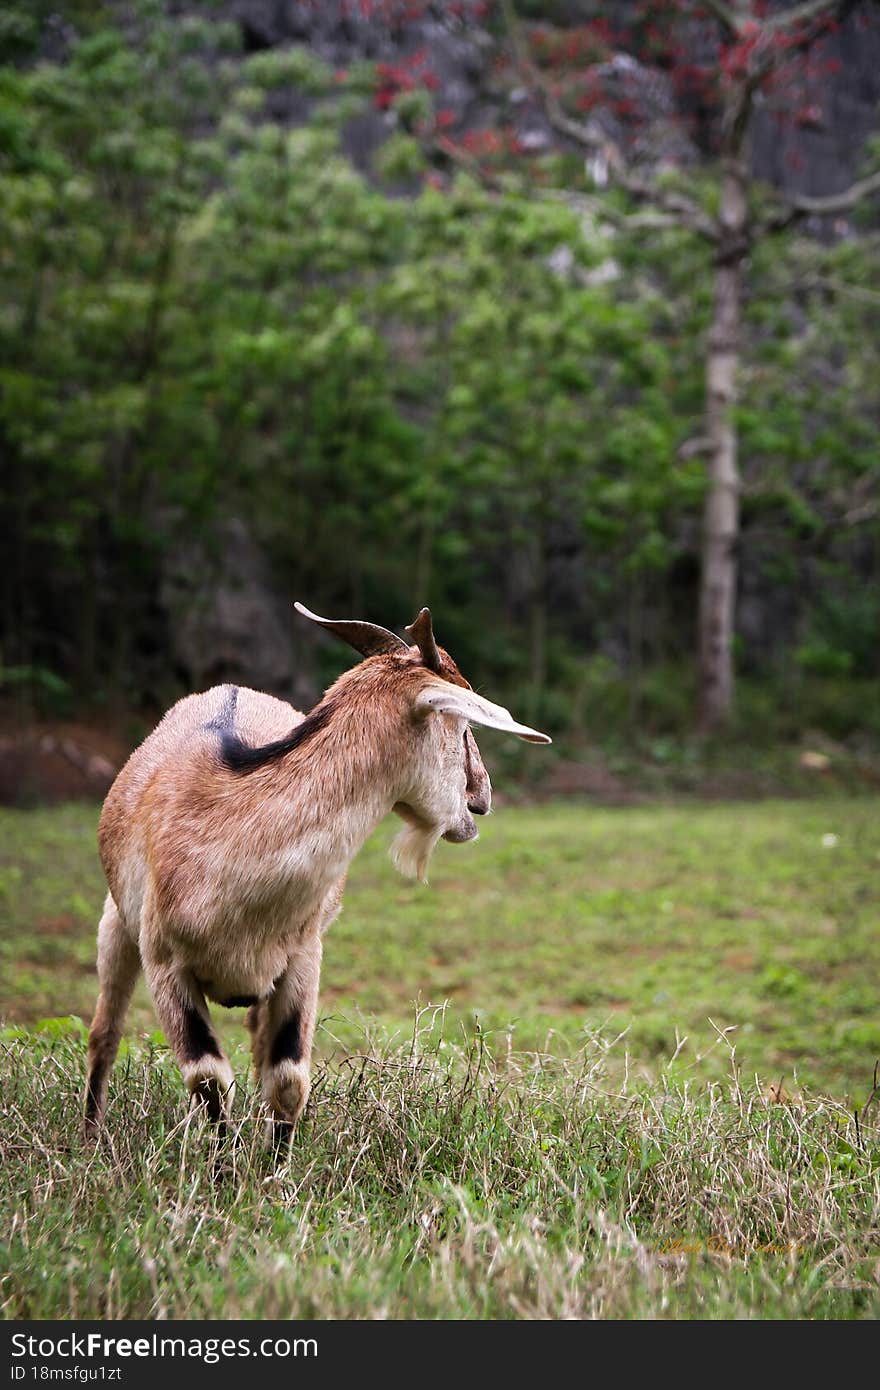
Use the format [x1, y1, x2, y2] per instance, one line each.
[205, 684, 239, 735]
[270, 1009, 303, 1067]
[218, 697, 336, 774]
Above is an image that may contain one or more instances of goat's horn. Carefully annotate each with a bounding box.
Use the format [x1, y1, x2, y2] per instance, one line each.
[404, 607, 442, 673]
[294, 602, 408, 657]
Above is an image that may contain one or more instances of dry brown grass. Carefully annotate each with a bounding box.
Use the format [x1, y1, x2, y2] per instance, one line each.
[1, 1014, 878, 1319]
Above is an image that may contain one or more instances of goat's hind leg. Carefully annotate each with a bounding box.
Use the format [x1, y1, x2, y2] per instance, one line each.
[142, 950, 235, 1126]
[84, 893, 141, 1135]
[259, 932, 322, 1151]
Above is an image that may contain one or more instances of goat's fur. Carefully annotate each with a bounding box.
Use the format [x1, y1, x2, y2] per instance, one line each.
[84, 610, 549, 1145]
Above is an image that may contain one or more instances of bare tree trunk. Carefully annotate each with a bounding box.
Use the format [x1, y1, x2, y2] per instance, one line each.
[698, 153, 747, 731]
[500, 0, 871, 730]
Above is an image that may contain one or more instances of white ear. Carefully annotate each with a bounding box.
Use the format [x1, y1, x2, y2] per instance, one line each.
[414, 683, 552, 744]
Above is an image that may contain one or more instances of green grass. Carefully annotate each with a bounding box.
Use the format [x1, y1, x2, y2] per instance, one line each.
[1, 799, 878, 1094]
[0, 798, 878, 1318]
[1, 1028, 878, 1319]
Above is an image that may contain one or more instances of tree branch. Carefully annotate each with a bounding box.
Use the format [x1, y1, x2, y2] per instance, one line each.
[681, 0, 850, 39]
[701, 0, 744, 35]
[798, 271, 880, 306]
[499, 0, 718, 242]
[761, 167, 880, 232]
[616, 175, 720, 241]
[498, 0, 608, 156]
[787, 168, 880, 215]
[430, 134, 505, 192]
[545, 187, 698, 235]
[842, 499, 879, 526]
[763, 0, 850, 34]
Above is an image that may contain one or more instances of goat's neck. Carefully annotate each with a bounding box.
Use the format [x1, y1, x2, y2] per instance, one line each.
[240, 701, 403, 886]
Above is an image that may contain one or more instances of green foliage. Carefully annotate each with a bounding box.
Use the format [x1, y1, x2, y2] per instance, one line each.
[0, 663, 70, 697]
[243, 47, 333, 94]
[390, 86, 433, 132]
[797, 574, 880, 680]
[0, 9, 38, 65]
[0, 0, 878, 731]
[375, 131, 427, 180]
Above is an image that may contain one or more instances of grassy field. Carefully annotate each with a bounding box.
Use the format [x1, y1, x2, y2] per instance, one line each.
[1, 798, 878, 1318]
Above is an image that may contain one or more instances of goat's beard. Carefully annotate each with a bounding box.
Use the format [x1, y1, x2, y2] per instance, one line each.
[390, 823, 441, 884]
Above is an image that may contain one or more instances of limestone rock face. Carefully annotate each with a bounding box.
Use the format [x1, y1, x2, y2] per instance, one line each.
[160, 517, 316, 708]
[750, 9, 880, 206]
[221, 0, 880, 201]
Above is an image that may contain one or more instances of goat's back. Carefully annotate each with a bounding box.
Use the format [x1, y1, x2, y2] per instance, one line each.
[98, 685, 303, 896]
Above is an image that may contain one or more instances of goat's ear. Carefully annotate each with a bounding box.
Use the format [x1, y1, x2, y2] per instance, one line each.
[413, 683, 552, 744]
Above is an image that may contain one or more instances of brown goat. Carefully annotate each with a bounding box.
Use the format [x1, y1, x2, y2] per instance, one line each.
[84, 605, 549, 1145]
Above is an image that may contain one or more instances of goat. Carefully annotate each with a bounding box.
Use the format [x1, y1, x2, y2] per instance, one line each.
[84, 604, 550, 1144]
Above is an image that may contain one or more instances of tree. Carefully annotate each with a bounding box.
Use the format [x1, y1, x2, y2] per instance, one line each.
[0, 16, 240, 696]
[0, 11, 415, 702]
[380, 179, 686, 719]
[499, 0, 880, 728]
[3, 1, 877, 738]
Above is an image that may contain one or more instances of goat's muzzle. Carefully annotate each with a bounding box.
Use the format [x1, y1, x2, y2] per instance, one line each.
[443, 810, 478, 844]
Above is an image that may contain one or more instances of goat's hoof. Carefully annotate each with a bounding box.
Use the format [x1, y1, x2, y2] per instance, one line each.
[265, 1059, 310, 1127]
[81, 1115, 101, 1145]
[183, 1059, 235, 1124]
[271, 1119, 294, 1155]
[190, 1077, 232, 1124]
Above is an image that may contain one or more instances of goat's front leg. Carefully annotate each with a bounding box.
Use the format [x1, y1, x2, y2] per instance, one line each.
[142, 948, 235, 1126]
[252, 932, 322, 1149]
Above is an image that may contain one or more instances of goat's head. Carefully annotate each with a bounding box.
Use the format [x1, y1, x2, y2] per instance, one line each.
[295, 602, 550, 881]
